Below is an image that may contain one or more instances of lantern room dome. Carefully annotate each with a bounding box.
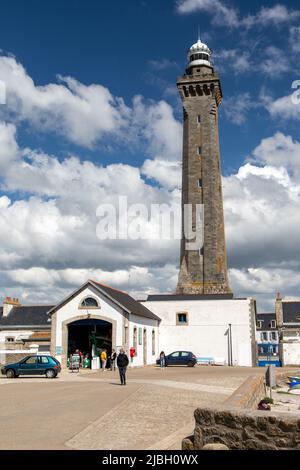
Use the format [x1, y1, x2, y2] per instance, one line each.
[188, 39, 212, 68]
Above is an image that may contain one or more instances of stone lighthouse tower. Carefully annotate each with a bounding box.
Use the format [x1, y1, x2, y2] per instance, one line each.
[176, 38, 231, 295]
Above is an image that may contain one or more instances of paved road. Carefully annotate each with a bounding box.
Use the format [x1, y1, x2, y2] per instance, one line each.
[0, 365, 266, 450]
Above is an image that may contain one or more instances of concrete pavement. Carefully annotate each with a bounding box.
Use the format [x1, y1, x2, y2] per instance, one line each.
[0, 365, 266, 450]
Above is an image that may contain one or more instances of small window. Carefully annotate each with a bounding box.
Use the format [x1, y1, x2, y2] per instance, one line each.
[24, 356, 37, 365]
[133, 327, 138, 355]
[5, 337, 14, 342]
[152, 330, 155, 356]
[271, 320, 276, 329]
[261, 332, 268, 342]
[80, 297, 99, 308]
[199, 247, 204, 256]
[197, 115, 201, 124]
[176, 312, 189, 326]
[197, 146, 202, 155]
[170, 352, 180, 358]
[270, 332, 277, 342]
[38, 356, 49, 364]
[198, 179, 202, 188]
[257, 320, 263, 329]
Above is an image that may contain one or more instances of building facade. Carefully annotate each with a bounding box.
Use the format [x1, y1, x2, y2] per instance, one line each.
[143, 295, 257, 367]
[0, 297, 52, 366]
[255, 313, 280, 367]
[176, 39, 230, 295]
[276, 294, 300, 366]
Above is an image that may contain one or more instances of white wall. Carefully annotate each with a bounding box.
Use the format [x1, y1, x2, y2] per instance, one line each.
[128, 314, 159, 367]
[53, 285, 159, 367]
[143, 298, 255, 367]
[53, 285, 125, 363]
[283, 341, 300, 366]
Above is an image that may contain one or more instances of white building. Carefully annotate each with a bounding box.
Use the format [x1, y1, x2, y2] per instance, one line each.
[48, 280, 160, 368]
[276, 294, 300, 366]
[1, 283, 258, 369]
[143, 294, 257, 367]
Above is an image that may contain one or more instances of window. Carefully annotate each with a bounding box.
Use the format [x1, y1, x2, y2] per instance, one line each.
[152, 330, 155, 356]
[24, 356, 37, 365]
[197, 115, 201, 124]
[80, 297, 99, 308]
[270, 332, 277, 342]
[133, 327, 137, 354]
[271, 320, 276, 329]
[261, 332, 268, 342]
[199, 247, 204, 256]
[5, 337, 14, 342]
[197, 146, 202, 155]
[176, 312, 189, 325]
[170, 352, 180, 358]
[198, 179, 203, 188]
[181, 352, 189, 357]
[38, 356, 49, 364]
[257, 321, 263, 329]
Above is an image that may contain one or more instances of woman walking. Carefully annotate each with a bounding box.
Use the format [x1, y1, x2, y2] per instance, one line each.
[159, 351, 166, 370]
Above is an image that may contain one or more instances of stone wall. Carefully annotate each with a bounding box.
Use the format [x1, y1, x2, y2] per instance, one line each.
[223, 374, 265, 410]
[185, 407, 300, 450]
[183, 370, 300, 450]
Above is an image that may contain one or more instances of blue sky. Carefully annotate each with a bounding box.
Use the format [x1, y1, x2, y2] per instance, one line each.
[0, 0, 300, 311]
[0, 0, 298, 169]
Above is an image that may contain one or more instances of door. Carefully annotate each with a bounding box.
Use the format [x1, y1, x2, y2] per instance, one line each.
[37, 356, 50, 374]
[180, 351, 190, 365]
[19, 356, 38, 375]
[167, 352, 181, 366]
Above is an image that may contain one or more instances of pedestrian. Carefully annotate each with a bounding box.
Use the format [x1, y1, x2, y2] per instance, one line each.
[100, 349, 107, 371]
[110, 348, 117, 371]
[159, 351, 166, 369]
[117, 347, 129, 385]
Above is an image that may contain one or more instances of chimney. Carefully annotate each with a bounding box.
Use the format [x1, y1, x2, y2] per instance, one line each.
[2, 297, 21, 317]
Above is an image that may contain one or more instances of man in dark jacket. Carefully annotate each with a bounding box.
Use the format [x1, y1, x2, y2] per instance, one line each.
[117, 348, 129, 385]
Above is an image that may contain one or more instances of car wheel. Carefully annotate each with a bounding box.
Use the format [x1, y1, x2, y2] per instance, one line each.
[45, 369, 56, 379]
[6, 369, 15, 379]
[187, 361, 195, 367]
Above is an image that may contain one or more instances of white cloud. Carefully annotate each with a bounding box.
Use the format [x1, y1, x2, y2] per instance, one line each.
[262, 87, 300, 121]
[223, 92, 257, 125]
[176, 0, 239, 27]
[0, 56, 129, 148]
[176, 1, 300, 29]
[290, 26, 300, 54]
[243, 5, 300, 29]
[258, 46, 291, 78]
[141, 159, 181, 189]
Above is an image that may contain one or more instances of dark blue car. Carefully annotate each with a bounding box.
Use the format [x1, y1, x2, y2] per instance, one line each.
[1, 355, 61, 379]
[156, 351, 197, 367]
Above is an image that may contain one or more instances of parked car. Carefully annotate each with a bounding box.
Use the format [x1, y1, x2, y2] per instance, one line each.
[1, 355, 61, 379]
[156, 351, 197, 367]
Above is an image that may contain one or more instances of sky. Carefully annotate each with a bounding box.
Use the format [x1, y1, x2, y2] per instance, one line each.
[0, 0, 299, 312]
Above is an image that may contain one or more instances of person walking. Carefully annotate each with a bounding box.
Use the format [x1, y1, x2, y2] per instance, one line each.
[100, 349, 107, 371]
[110, 349, 117, 371]
[117, 348, 129, 385]
[159, 351, 166, 370]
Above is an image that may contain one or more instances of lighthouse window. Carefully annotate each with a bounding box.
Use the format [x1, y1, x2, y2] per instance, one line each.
[197, 146, 202, 155]
[191, 53, 209, 62]
[197, 115, 201, 124]
[198, 179, 203, 188]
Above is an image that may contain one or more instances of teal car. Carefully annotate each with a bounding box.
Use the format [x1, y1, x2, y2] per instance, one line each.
[1, 355, 61, 379]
